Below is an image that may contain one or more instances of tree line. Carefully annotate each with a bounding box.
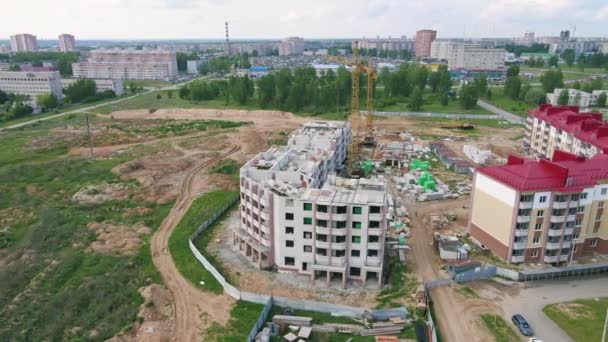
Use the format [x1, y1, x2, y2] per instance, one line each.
[0, 51, 79, 76]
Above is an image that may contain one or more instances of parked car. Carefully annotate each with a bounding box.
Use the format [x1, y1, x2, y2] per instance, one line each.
[529, 338, 543, 342]
[512, 314, 534, 336]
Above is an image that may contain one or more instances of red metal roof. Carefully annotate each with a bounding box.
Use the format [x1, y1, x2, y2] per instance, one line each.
[528, 105, 608, 153]
[477, 150, 608, 192]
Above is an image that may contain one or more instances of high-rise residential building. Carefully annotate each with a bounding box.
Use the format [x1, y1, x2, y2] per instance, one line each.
[524, 105, 608, 160]
[72, 49, 178, 81]
[58, 34, 76, 52]
[415, 30, 437, 57]
[355, 36, 415, 52]
[10, 33, 38, 52]
[524, 31, 535, 45]
[469, 151, 608, 264]
[278, 37, 305, 56]
[0, 71, 62, 100]
[430, 41, 506, 70]
[560, 30, 570, 42]
[234, 121, 389, 288]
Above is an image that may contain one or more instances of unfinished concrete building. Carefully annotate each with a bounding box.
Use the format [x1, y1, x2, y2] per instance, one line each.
[233, 121, 389, 288]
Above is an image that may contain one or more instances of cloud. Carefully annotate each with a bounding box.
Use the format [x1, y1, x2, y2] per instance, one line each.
[594, 5, 608, 20]
[480, 0, 573, 19]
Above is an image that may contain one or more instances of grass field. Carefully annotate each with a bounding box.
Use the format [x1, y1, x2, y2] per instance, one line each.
[0, 129, 173, 341]
[169, 190, 239, 294]
[380, 95, 493, 115]
[484, 89, 536, 117]
[480, 314, 522, 342]
[543, 298, 608, 342]
[410, 116, 521, 129]
[204, 300, 265, 341]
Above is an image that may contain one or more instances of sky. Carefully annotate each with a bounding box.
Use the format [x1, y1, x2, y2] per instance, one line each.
[2, 0, 608, 40]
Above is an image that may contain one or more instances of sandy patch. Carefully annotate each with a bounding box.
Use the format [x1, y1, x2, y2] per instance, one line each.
[72, 183, 130, 204]
[87, 221, 152, 256]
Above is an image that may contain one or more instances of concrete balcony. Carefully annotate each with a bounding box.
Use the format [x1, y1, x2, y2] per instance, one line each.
[548, 228, 565, 236]
[512, 241, 527, 250]
[544, 255, 559, 263]
[315, 255, 329, 264]
[332, 213, 347, 221]
[568, 200, 578, 207]
[331, 242, 346, 250]
[315, 241, 329, 249]
[331, 256, 346, 266]
[316, 226, 330, 235]
[368, 228, 382, 236]
[567, 215, 577, 222]
[516, 216, 531, 223]
[261, 238, 271, 248]
[559, 254, 570, 262]
[260, 211, 268, 221]
[546, 242, 562, 250]
[519, 202, 533, 209]
[260, 225, 270, 235]
[369, 213, 383, 221]
[366, 257, 382, 266]
[564, 227, 574, 236]
[550, 215, 566, 223]
[562, 241, 572, 249]
[511, 255, 525, 263]
[514, 229, 529, 237]
[315, 212, 330, 220]
[332, 228, 347, 236]
[553, 202, 568, 209]
[367, 242, 381, 250]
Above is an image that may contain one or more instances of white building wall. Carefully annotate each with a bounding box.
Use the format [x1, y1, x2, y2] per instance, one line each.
[0, 71, 62, 100]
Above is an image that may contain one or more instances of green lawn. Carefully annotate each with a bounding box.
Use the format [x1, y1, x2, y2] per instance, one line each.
[0, 130, 173, 341]
[375, 260, 418, 309]
[480, 314, 522, 342]
[543, 298, 608, 342]
[484, 89, 536, 117]
[128, 80, 173, 89]
[410, 116, 522, 129]
[169, 190, 239, 294]
[204, 301, 266, 342]
[381, 95, 493, 115]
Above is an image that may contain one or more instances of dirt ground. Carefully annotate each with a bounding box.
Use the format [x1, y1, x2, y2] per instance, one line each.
[87, 221, 152, 256]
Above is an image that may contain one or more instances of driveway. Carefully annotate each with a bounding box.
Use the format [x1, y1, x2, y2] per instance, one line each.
[476, 100, 525, 124]
[478, 277, 608, 342]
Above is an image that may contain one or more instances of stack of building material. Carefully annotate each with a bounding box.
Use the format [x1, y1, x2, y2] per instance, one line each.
[283, 332, 298, 342]
[359, 324, 404, 336]
[272, 315, 313, 327]
[311, 325, 337, 333]
[463, 145, 492, 165]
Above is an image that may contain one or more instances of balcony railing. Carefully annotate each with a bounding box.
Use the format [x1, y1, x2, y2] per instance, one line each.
[331, 213, 347, 221]
[548, 229, 563, 237]
[315, 226, 330, 235]
[516, 216, 531, 223]
[315, 241, 329, 249]
[512, 241, 527, 250]
[369, 213, 383, 221]
[550, 215, 566, 223]
[366, 256, 382, 266]
[331, 228, 347, 236]
[559, 254, 570, 262]
[519, 202, 533, 209]
[315, 212, 330, 220]
[331, 242, 346, 250]
[553, 202, 568, 209]
[546, 241, 562, 250]
[564, 227, 574, 236]
[368, 228, 382, 236]
[544, 255, 559, 263]
[367, 242, 381, 250]
[511, 255, 525, 263]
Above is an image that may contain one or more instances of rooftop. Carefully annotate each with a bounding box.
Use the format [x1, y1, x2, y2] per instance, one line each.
[528, 105, 608, 152]
[477, 150, 608, 192]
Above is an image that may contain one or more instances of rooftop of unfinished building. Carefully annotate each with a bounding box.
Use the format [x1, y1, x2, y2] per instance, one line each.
[298, 176, 387, 205]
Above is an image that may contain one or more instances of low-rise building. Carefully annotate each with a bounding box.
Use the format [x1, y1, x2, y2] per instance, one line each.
[547, 88, 608, 108]
[234, 121, 389, 288]
[524, 105, 608, 159]
[61, 78, 124, 96]
[0, 71, 62, 100]
[469, 151, 608, 264]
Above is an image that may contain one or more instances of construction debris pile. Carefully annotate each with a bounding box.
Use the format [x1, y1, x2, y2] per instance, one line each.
[434, 233, 471, 261]
[462, 145, 492, 165]
[258, 308, 411, 341]
[429, 141, 474, 175]
[380, 133, 431, 168]
[393, 171, 463, 202]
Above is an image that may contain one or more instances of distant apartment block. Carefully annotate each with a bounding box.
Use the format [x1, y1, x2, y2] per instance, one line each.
[415, 30, 437, 57]
[469, 151, 608, 264]
[58, 34, 76, 52]
[234, 121, 389, 288]
[524, 105, 608, 159]
[10, 33, 38, 52]
[431, 41, 506, 70]
[61, 78, 124, 96]
[72, 49, 178, 81]
[0, 71, 62, 100]
[355, 36, 415, 52]
[186, 60, 205, 75]
[546, 88, 608, 108]
[279, 37, 305, 56]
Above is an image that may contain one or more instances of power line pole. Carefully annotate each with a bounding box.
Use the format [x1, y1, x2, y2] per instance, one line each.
[85, 113, 94, 161]
[602, 305, 607, 342]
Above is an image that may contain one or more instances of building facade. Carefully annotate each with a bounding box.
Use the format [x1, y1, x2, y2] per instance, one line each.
[10, 34, 37, 52]
[415, 30, 437, 58]
[61, 78, 124, 96]
[234, 121, 389, 288]
[431, 42, 505, 70]
[469, 151, 608, 264]
[0, 71, 62, 100]
[279, 37, 305, 56]
[58, 34, 76, 52]
[546, 88, 608, 108]
[355, 37, 415, 52]
[72, 49, 178, 81]
[524, 105, 608, 159]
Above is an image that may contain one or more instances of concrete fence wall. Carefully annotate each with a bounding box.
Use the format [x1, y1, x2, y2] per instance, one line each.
[496, 267, 520, 281]
[247, 297, 273, 342]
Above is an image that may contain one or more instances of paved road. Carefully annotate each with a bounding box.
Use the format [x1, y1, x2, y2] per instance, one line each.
[0, 76, 207, 132]
[373, 111, 500, 120]
[489, 277, 608, 342]
[477, 99, 526, 124]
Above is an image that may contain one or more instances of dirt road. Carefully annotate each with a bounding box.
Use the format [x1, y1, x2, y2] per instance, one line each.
[407, 199, 499, 342]
[150, 145, 240, 342]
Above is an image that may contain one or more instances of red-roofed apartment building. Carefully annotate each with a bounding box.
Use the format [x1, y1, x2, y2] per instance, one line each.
[524, 104, 608, 159]
[468, 151, 608, 264]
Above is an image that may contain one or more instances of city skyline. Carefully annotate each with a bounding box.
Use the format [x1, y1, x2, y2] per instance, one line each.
[2, 0, 608, 40]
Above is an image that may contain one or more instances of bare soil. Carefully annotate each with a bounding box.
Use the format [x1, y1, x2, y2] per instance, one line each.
[87, 221, 152, 256]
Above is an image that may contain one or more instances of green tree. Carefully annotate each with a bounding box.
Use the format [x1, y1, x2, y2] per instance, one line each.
[524, 88, 546, 105]
[178, 85, 190, 99]
[64, 79, 96, 103]
[540, 69, 564, 93]
[129, 82, 137, 94]
[437, 65, 452, 93]
[257, 74, 276, 109]
[519, 83, 531, 101]
[472, 74, 488, 96]
[428, 71, 440, 93]
[506, 65, 520, 78]
[597, 92, 607, 108]
[176, 52, 188, 73]
[572, 81, 581, 90]
[459, 83, 479, 109]
[167, 90, 173, 99]
[557, 89, 569, 105]
[407, 87, 423, 111]
[10, 103, 33, 118]
[156, 93, 162, 100]
[188, 51, 199, 60]
[504, 76, 522, 100]
[548, 55, 559, 67]
[439, 90, 449, 106]
[561, 49, 575, 66]
[36, 93, 58, 109]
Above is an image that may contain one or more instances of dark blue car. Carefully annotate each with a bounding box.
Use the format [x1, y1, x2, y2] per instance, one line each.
[512, 314, 534, 336]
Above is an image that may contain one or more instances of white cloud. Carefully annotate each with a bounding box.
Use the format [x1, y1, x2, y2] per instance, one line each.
[594, 5, 608, 20]
[480, 0, 573, 19]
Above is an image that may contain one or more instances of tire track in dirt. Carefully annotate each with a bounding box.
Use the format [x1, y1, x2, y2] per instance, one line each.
[150, 145, 240, 342]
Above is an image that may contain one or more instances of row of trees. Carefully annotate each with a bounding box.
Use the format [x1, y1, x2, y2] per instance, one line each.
[0, 90, 33, 122]
[63, 79, 116, 104]
[560, 50, 608, 69]
[504, 43, 549, 56]
[571, 78, 605, 93]
[198, 53, 252, 75]
[526, 55, 559, 68]
[0, 52, 79, 76]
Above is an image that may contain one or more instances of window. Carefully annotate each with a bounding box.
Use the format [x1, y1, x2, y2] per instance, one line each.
[574, 233, 580, 239]
[537, 210, 544, 217]
[350, 267, 361, 276]
[596, 212, 602, 221]
[353, 206, 362, 214]
[518, 209, 531, 216]
[369, 221, 380, 229]
[285, 227, 294, 234]
[316, 220, 327, 228]
[575, 219, 583, 227]
[286, 240, 294, 247]
[303, 217, 312, 225]
[284, 257, 295, 266]
[539, 195, 547, 203]
[317, 205, 328, 213]
[593, 222, 600, 233]
[581, 193, 588, 200]
[602, 188, 607, 195]
[578, 206, 585, 213]
[285, 213, 294, 220]
[571, 193, 580, 201]
[535, 223, 542, 231]
[351, 249, 360, 257]
[303, 203, 312, 211]
[370, 206, 381, 214]
[352, 221, 362, 229]
[368, 249, 379, 257]
[531, 249, 539, 257]
[317, 234, 327, 242]
[520, 194, 533, 202]
[532, 236, 540, 244]
[552, 209, 565, 216]
[303, 245, 312, 253]
[334, 221, 346, 229]
[516, 222, 529, 230]
[352, 236, 361, 243]
[600, 201, 605, 208]
[303, 232, 312, 239]
[591, 239, 598, 247]
[568, 208, 577, 215]
[335, 206, 347, 214]
[566, 221, 575, 228]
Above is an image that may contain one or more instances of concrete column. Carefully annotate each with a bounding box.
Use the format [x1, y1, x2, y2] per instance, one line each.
[326, 272, 330, 287]
[341, 272, 346, 289]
